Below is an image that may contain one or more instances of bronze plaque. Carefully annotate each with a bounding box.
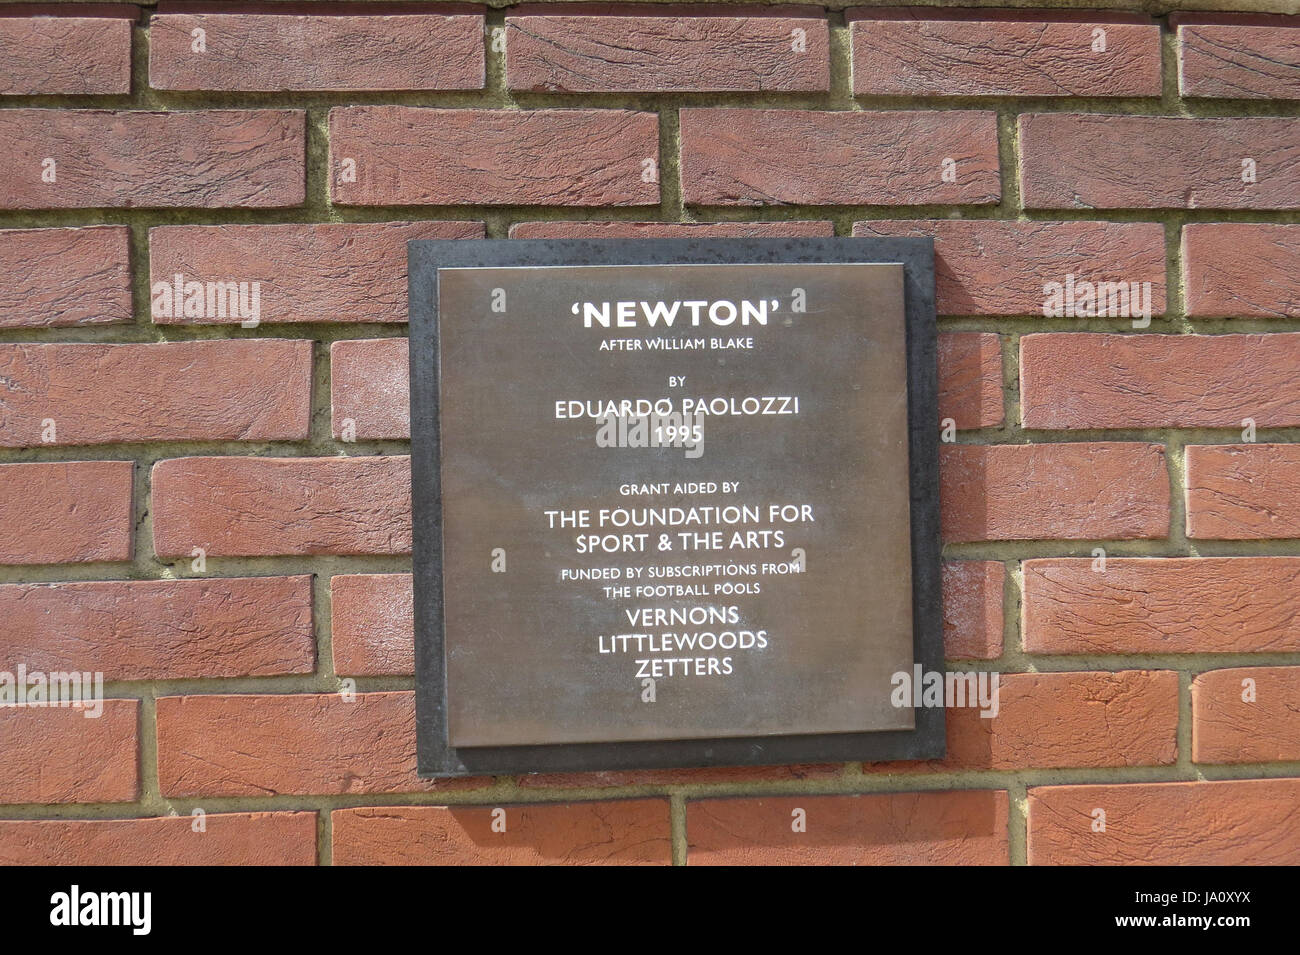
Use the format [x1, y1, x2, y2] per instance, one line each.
[411, 238, 943, 775]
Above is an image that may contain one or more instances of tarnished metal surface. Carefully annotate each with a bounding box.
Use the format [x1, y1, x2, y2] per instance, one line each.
[435, 262, 915, 747]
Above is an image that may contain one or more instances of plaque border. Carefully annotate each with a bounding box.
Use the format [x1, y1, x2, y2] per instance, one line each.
[410, 237, 944, 777]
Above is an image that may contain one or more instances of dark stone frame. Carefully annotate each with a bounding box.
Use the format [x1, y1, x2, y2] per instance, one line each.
[410, 237, 943, 777]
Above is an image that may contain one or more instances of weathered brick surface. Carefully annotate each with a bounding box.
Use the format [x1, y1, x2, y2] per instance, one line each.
[507, 13, 828, 92]
[333, 801, 672, 865]
[0, 16, 133, 96]
[152, 456, 411, 558]
[1019, 114, 1300, 209]
[1179, 24, 1300, 99]
[943, 560, 1004, 660]
[867, 670, 1179, 772]
[941, 443, 1170, 542]
[0, 227, 132, 328]
[852, 18, 1160, 97]
[940, 332, 1002, 429]
[330, 107, 659, 206]
[157, 692, 483, 797]
[1185, 444, 1300, 539]
[150, 13, 485, 92]
[0, 812, 318, 866]
[0, 461, 133, 564]
[2, 6, 1300, 867]
[0, 340, 313, 446]
[0, 576, 315, 681]
[1183, 223, 1300, 318]
[331, 338, 409, 441]
[853, 219, 1165, 316]
[0, 700, 138, 805]
[330, 573, 414, 677]
[687, 791, 1008, 865]
[1192, 666, 1300, 763]
[1024, 558, 1300, 655]
[150, 221, 483, 325]
[0, 109, 306, 209]
[681, 109, 1000, 206]
[1021, 333, 1300, 429]
[1029, 779, 1300, 864]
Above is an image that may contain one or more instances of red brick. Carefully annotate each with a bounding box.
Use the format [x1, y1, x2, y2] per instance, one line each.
[516, 763, 840, 790]
[330, 573, 413, 677]
[1183, 223, 1300, 318]
[681, 109, 999, 206]
[1021, 333, 1300, 429]
[0, 109, 305, 209]
[0, 226, 131, 328]
[0, 811, 317, 866]
[943, 560, 1004, 660]
[940, 332, 1002, 429]
[0, 340, 312, 447]
[687, 791, 1008, 865]
[1019, 113, 1300, 210]
[507, 13, 828, 92]
[1024, 558, 1300, 655]
[152, 455, 410, 558]
[869, 670, 1179, 773]
[0, 16, 132, 95]
[508, 220, 834, 238]
[156, 691, 481, 797]
[334, 801, 671, 865]
[331, 338, 408, 441]
[0, 576, 314, 681]
[1185, 444, 1300, 539]
[1193, 666, 1300, 763]
[941, 443, 1169, 542]
[150, 13, 484, 92]
[0, 461, 133, 565]
[330, 107, 659, 206]
[150, 221, 482, 325]
[1029, 779, 1300, 864]
[852, 18, 1160, 97]
[0, 700, 138, 804]
[853, 219, 1165, 317]
[1179, 24, 1300, 99]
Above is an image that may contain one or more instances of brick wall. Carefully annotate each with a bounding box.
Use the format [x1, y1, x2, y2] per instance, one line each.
[1, 1, 1298, 866]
